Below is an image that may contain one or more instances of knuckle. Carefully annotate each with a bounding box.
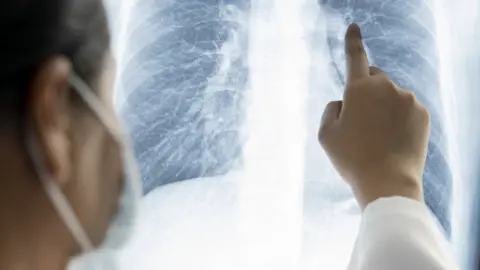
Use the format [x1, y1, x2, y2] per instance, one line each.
[370, 70, 388, 82]
[371, 74, 397, 92]
[368, 66, 383, 75]
[401, 90, 417, 103]
[384, 78, 397, 91]
[419, 104, 430, 120]
[317, 124, 329, 143]
[325, 100, 338, 110]
[318, 123, 333, 145]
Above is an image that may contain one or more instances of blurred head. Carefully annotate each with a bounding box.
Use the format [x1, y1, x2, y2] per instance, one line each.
[0, 0, 126, 254]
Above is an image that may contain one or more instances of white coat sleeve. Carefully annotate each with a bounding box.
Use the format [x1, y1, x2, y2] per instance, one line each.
[347, 197, 459, 270]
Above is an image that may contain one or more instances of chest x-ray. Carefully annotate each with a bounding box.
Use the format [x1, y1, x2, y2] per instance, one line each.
[103, 0, 480, 269]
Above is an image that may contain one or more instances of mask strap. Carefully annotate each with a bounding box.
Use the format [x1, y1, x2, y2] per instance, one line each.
[68, 73, 123, 142]
[69, 71, 142, 211]
[24, 71, 122, 252]
[26, 71, 142, 254]
[26, 129, 94, 251]
[69, 70, 142, 228]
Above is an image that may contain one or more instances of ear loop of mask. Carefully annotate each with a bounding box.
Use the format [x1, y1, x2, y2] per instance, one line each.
[26, 71, 141, 253]
[68, 73, 142, 246]
[26, 111, 94, 252]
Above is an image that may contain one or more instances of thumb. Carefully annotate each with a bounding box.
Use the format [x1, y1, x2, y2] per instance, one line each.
[318, 100, 342, 143]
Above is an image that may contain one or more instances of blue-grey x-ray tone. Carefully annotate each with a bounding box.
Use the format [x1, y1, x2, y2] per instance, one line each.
[321, 0, 452, 236]
[118, 0, 249, 194]
[115, 0, 452, 243]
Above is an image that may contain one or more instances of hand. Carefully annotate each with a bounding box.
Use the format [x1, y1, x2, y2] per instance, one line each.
[317, 23, 430, 210]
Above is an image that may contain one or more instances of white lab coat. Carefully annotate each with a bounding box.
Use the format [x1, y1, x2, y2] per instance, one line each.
[348, 197, 459, 270]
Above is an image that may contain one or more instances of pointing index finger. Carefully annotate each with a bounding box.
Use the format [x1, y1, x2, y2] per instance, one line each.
[345, 23, 369, 84]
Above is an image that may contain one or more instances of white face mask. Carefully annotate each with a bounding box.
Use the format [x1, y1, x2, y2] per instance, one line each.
[26, 72, 142, 269]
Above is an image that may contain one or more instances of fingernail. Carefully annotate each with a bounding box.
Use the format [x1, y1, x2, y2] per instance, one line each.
[347, 23, 362, 39]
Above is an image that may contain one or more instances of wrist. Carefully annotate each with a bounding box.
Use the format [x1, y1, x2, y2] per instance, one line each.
[352, 174, 424, 211]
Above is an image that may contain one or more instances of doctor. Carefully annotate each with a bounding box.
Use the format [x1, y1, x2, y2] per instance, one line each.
[0, 0, 141, 269]
[319, 24, 458, 269]
[0, 1, 458, 270]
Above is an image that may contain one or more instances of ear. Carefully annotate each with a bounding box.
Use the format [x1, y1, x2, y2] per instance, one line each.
[28, 56, 73, 186]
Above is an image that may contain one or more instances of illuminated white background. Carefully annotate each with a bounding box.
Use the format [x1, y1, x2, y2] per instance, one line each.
[101, 0, 480, 269]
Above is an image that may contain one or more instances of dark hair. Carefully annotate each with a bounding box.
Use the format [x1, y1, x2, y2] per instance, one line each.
[0, 0, 110, 127]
